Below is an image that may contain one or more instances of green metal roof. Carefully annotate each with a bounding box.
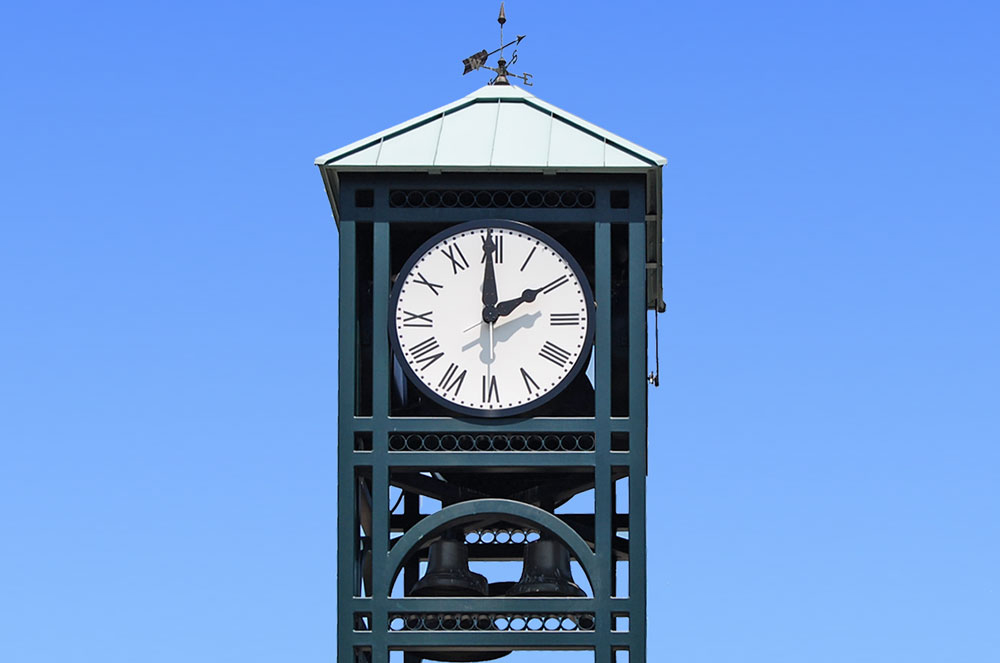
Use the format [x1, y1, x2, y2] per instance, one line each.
[315, 84, 666, 171]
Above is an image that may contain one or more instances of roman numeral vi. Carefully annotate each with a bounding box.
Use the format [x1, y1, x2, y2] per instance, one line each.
[482, 375, 500, 403]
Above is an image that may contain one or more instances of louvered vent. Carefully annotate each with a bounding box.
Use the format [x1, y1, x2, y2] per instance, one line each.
[389, 189, 596, 209]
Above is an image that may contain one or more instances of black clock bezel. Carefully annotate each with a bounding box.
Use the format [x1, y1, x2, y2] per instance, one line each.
[388, 219, 596, 418]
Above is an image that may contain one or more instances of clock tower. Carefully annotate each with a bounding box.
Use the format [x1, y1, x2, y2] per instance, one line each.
[315, 83, 665, 663]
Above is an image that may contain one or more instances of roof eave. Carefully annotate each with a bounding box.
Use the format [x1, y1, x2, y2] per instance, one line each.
[321, 164, 662, 174]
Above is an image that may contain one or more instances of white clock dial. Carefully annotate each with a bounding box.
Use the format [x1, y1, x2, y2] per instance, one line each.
[389, 220, 594, 417]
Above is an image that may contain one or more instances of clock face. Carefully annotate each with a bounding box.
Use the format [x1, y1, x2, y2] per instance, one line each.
[389, 220, 594, 417]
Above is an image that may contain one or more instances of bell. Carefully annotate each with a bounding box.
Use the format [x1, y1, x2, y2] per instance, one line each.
[507, 537, 586, 597]
[409, 532, 488, 597]
[410, 533, 510, 663]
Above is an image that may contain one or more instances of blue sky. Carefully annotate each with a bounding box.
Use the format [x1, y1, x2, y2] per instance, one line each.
[2, 1, 998, 661]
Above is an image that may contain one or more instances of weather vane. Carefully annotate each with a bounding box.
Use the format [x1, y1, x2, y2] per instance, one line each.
[461, 2, 533, 86]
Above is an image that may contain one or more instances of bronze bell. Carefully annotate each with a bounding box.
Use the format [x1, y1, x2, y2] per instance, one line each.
[409, 532, 510, 663]
[507, 537, 586, 597]
[409, 531, 488, 597]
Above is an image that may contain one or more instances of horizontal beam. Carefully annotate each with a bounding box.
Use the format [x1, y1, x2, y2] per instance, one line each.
[360, 207, 638, 225]
[376, 452, 601, 468]
[347, 417, 638, 433]
[350, 451, 638, 467]
[390, 513, 631, 532]
[383, 541, 627, 563]
[350, 597, 640, 612]
[381, 631, 635, 648]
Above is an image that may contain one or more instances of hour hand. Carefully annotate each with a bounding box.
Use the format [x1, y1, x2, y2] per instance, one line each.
[495, 287, 541, 317]
[495, 275, 565, 318]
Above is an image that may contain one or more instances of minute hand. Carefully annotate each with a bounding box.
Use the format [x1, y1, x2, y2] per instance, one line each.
[495, 276, 564, 317]
[481, 230, 498, 309]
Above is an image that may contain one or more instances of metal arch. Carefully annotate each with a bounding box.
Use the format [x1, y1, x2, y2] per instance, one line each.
[385, 498, 601, 596]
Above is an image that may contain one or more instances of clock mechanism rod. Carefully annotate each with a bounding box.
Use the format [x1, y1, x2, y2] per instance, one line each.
[648, 307, 662, 387]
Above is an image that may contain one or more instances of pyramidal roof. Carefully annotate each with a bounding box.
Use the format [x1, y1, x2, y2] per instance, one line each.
[314, 85, 666, 171]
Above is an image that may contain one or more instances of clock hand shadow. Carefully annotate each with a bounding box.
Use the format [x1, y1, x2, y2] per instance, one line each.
[462, 312, 542, 361]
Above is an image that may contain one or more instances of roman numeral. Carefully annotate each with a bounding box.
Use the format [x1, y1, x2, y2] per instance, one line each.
[480, 233, 503, 263]
[413, 272, 443, 296]
[482, 375, 500, 403]
[520, 244, 537, 272]
[550, 313, 581, 326]
[438, 362, 467, 395]
[542, 274, 569, 294]
[409, 337, 444, 369]
[539, 341, 572, 368]
[402, 310, 433, 327]
[440, 243, 469, 273]
[520, 367, 540, 394]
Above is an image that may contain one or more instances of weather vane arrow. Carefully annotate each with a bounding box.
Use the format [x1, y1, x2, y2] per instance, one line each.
[462, 35, 524, 74]
[460, 3, 533, 86]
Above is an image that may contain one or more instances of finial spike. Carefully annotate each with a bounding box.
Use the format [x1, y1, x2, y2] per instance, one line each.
[498, 2, 506, 25]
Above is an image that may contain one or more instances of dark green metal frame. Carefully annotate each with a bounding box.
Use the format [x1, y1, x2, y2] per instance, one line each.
[335, 172, 649, 663]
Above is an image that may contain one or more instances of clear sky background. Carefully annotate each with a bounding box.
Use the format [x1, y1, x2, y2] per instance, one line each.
[2, 1, 998, 661]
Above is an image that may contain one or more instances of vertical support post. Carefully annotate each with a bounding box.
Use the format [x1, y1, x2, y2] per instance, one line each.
[628, 220, 648, 663]
[594, 220, 612, 663]
[338, 221, 358, 663]
[403, 492, 420, 592]
[370, 221, 392, 663]
[402, 492, 420, 663]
